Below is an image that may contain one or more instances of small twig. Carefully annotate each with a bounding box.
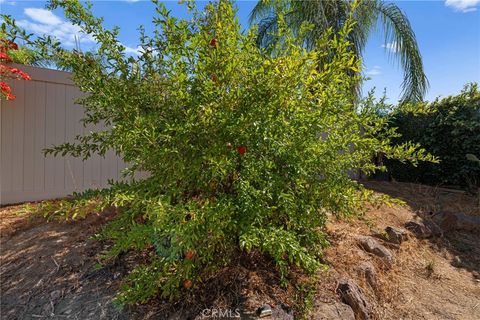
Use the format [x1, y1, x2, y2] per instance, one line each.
[51, 256, 60, 272]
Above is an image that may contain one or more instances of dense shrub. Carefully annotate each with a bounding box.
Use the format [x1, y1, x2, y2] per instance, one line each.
[386, 83, 480, 189]
[2, 0, 433, 304]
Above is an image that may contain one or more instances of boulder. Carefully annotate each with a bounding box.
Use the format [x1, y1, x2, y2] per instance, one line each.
[405, 220, 432, 239]
[336, 279, 371, 320]
[313, 302, 355, 320]
[385, 226, 408, 244]
[357, 236, 394, 265]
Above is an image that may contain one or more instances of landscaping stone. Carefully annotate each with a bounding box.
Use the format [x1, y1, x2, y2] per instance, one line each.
[313, 301, 355, 320]
[357, 236, 394, 265]
[385, 226, 408, 244]
[405, 220, 432, 238]
[336, 279, 371, 320]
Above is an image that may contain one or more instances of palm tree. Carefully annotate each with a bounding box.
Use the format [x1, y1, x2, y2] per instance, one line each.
[250, 0, 429, 103]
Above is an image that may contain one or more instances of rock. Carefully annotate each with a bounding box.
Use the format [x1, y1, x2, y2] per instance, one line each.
[336, 279, 371, 320]
[257, 304, 272, 318]
[355, 261, 378, 293]
[405, 220, 432, 238]
[385, 226, 408, 244]
[431, 211, 480, 232]
[357, 236, 394, 265]
[313, 302, 355, 320]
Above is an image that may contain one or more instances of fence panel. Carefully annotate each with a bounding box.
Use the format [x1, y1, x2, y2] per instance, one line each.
[0, 64, 127, 205]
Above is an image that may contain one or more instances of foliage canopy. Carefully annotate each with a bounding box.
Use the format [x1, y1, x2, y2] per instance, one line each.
[386, 83, 480, 189]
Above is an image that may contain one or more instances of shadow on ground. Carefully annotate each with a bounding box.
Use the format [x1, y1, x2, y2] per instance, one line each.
[0, 207, 295, 320]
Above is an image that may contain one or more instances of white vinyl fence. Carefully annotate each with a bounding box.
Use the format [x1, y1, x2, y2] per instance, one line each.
[1, 64, 127, 205]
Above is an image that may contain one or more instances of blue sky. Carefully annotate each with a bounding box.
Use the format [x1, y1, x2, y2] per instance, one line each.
[1, 0, 479, 103]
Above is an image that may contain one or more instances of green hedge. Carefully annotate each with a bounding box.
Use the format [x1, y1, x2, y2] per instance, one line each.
[386, 83, 480, 189]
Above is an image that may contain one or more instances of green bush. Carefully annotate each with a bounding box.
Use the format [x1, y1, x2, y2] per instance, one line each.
[2, 0, 433, 304]
[386, 83, 480, 189]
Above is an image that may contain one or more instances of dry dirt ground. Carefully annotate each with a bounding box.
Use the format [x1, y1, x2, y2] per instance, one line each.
[318, 181, 480, 320]
[1, 181, 479, 319]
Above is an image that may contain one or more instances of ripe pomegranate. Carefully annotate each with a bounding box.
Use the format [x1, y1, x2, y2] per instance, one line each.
[183, 279, 193, 289]
[237, 145, 246, 156]
[209, 38, 217, 48]
[185, 250, 196, 260]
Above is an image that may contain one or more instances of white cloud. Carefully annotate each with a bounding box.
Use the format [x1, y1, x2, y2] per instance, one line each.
[445, 0, 480, 12]
[124, 45, 142, 55]
[16, 7, 145, 57]
[24, 8, 62, 25]
[365, 66, 382, 77]
[381, 41, 399, 53]
[17, 8, 94, 47]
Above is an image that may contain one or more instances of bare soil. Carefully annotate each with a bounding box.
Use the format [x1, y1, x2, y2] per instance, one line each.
[1, 181, 479, 319]
[0, 208, 128, 319]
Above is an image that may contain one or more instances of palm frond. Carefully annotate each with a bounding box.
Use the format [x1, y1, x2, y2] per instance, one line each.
[249, 0, 429, 103]
[372, 1, 429, 103]
[249, 0, 276, 25]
